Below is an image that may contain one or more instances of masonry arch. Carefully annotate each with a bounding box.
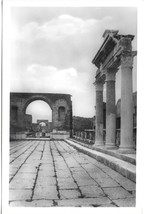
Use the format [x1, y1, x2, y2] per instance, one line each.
[23, 95, 53, 114]
[25, 100, 52, 123]
[10, 92, 72, 138]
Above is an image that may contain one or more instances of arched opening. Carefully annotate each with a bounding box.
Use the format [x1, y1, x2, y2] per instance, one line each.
[39, 122, 47, 127]
[26, 100, 52, 123]
[39, 122, 47, 137]
[26, 100, 52, 137]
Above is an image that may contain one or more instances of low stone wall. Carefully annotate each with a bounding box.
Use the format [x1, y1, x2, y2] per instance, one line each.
[10, 133, 27, 140]
[50, 131, 70, 139]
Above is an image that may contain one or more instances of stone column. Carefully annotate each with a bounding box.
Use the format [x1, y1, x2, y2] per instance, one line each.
[85, 131, 87, 140]
[105, 68, 117, 149]
[119, 51, 135, 152]
[94, 81, 104, 147]
[89, 132, 92, 140]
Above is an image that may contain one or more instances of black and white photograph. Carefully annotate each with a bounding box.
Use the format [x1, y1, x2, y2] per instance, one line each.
[1, 0, 144, 213]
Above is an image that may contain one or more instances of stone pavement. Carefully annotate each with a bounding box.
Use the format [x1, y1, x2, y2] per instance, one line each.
[9, 140, 136, 207]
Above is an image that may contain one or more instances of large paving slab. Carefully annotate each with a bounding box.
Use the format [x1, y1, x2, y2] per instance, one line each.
[9, 140, 136, 207]
[66, 139, 136, 182]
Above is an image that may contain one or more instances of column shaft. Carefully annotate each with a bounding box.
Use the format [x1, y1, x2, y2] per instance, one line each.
[119, 53, 134, 152]
[105, 69, 117, 149]
[94, 81, 104, 146]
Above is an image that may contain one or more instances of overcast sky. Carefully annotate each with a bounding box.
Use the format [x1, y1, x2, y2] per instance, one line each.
[10, 7, 137, 122]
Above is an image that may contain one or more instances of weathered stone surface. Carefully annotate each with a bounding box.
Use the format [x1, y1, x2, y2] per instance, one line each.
[93, 162, 136, 190]
[10, 200, 53, 207]
[66, 139, 136, 182]
[113, 198, 136, 207]
[80, 186, 105, 198]
[57, 177, 74, 184]
[36, 177, 57, 187]
[59, 189, 81, 199]
[14, 172, 36, 180]
[113, 176, 136, 191]
[56, 171, 72, 178]
[94, 177, 120, 188]
[9, 166, 19, 175]
[9, 178, 35, 189]
[99, 203, 117, 207]
[58, 181, 77, 189]
[9, 189, 32, 201]
[103, 187, 133, 200]
[19, 164, 38, 173]
[56, 197, 111, 207]
[39, 169, 55, 177]
[76, 178, 98, 187]
[33, 186, 58, 200]
[9, 140, 136, 207]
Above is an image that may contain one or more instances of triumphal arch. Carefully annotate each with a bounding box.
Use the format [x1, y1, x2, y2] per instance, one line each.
[10, 92, 72, 139]
[92, 30, 137, 152]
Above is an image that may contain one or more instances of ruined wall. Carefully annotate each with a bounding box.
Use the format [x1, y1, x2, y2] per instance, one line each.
[24, 114, 32, 131]
[10, 92, 72, 136]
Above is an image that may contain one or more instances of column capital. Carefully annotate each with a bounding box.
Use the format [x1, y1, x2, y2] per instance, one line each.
[121, 51, 137, 69]
[106, 68, 118, 81]
[93, 80, 104, 91]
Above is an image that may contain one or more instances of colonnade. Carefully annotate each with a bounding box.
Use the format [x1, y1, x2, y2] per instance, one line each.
[93, 30, 136, 153]
[73, 130, 95, 143]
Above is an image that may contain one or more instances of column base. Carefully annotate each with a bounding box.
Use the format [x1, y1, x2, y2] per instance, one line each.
[118, 146, 136, 154]
[105, 144, 118, 150]
[94, 141, 104, 148]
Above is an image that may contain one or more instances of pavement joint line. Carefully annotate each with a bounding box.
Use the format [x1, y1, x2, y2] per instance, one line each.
[10, 141, 25, 151]
[10, 140, 27, 149]
[69, 138, 136, 165]
[9, 140, 136, 207]
[53, 141, 84, 199]
[49, 141, 60, 199]
[90, 160, 135, 193]
[10, 140, 32, 154]
[30, 163, 42, 201]
[10, 141, 37, 164]
[65, 139, 136, 182]
[58, 140, 74, 153]
[53, 200, 58, 206]
[10, 141, 34, 160]
[40, 141, 46, 160]
[60, 140, 116, 205]
[9, 141, 40, 183]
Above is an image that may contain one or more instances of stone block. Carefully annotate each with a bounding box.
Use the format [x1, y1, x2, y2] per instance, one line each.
[113, 197, 136, 207]
[103, 187, 133, 200]
[9, 189, 32, 201]
[76, 178, 98, 187]
[10, 200, 53, 207]
[36, 177, 57, 187]
[56, 197, 111, 207]
[9, 178, 35, 189]
[18, 164, 38, 173]
[95, 177, 120, 188]
[58, 181, 77, 189]
[80, 186, 105, 198]
[33, 186, 58, 200]
[59, 189, 81, 199]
